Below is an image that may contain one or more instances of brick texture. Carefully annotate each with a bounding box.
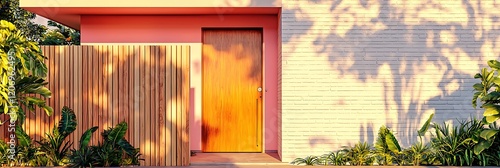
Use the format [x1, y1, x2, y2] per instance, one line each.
[280, 0, 499, 162]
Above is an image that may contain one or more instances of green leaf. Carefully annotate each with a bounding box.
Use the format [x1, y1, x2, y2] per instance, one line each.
[473, 83, 485, 91]
[472, 92, 481, 109]
[483, 104, 500, 116]
[485, 115, 500, 123]
[482, 91, 500, 102]
[474, 139, 494, 155]
[24, 96, 46, 105]
[117, 138, 136, 156]
[107, 122, 128, 144]
[58, 106, 77, 137]
[80, 126, 98, 149]
[385, 133, 401, 153]
[488, 60, 500, 70]
[15, 125, 31, 147]
[492, 77, 500, 85]
[474, 73, 482, 79]
[418, 113, 434, 136]
[43, 105, 53, 116]
[480, 129, 499, 140]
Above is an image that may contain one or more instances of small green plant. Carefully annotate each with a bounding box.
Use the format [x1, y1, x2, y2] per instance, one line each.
[404, 140, 431, 166]
[374, 125, 401, 165]
[0, 140, 9, 166]
[290, 155, 319, 166]
[318, 151, 346, 165]
[12, 125, 46, 166]
[343, 141, 373, 165]
[429, 118, 484, 166]
[472, 60, 500, 155]
[37, 106, 77, 166]
[69, 122, 143, 167]
[68, 126, 98, 168]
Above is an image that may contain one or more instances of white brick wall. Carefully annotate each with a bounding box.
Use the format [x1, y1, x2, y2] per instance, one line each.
[280, 0, 499, 162]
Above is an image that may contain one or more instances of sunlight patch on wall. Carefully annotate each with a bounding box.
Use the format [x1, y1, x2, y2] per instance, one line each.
[440, 30, 457, 46]
[441, 47, 478, 75]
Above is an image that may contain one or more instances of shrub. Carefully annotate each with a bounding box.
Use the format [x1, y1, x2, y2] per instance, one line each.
[69, 122, 143, 167]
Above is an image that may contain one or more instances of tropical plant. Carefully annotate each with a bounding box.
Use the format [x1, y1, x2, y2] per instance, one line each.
[404, 141, 432, 166]
[0, 0, 47, 42]
[471, 60, 500, 155]
[40, 21, 80, 45]
[429, 118, 483, 166]
[318, 151, 346, 165]
[0, 20, 52, 125]
[95, 122, 142, 166]
[69, 122, 142, 167]
[68, 126, 98, 168]
[37, 106, 77, 166]
[290, 155, 319, 166]
[374, 125, 402, 165]
[342, 141, 373, 165]
[12, 125, 46, 166]
[0, 140, 9, 166]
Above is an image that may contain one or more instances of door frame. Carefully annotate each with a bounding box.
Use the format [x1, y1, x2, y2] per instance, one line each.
[200, 27, 265, 152]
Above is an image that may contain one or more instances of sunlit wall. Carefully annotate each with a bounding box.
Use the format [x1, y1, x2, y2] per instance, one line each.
[280, 0, 498, 162]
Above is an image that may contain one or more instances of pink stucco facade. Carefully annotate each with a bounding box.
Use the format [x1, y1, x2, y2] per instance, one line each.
[80, 15, 279, 151]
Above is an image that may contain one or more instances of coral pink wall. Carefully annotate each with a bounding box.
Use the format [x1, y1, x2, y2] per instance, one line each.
[81, 15, 279, 151]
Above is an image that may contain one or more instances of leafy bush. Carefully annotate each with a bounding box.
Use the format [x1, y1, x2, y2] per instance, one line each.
[69, 122, 143, 167]
[68, 126, 98, 167]
[12, 125, 46, 166]
[374, 125, 401, 165]
[472, 60, 500, 155]
[0, 20, 52, 124]
[319, 151, 346, 165]
[290, 155, 319, 166]
[342, 141, 373, 165]
[429, 118, 484, 166]
[36, 106, 77, 166]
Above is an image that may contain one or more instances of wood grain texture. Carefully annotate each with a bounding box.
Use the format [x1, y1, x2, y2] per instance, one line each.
[202, 29, 263, 152]
[3, 45, 191, 166]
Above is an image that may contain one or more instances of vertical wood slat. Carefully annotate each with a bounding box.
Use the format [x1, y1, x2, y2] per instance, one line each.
[17, 45, 190, 166]
[182, 46, 191, 165]
[165, 46, 172, 166]
[171, 46, 178, 166]
[159, 45, 166, 166]
[133, 45, 140, 149]
[139, 45, 146, 166]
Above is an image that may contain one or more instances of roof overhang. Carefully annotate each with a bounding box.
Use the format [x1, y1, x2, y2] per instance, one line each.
[20, 0, 282, 30]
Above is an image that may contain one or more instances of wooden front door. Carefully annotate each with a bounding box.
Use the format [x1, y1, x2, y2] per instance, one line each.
[202, 29, 263, 152]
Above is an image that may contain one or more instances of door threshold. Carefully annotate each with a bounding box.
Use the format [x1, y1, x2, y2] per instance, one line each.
[190, 152, 283, 165]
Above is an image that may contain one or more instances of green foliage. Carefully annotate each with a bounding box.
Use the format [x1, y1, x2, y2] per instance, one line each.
[471, 60, 500, 155]
[418, 113, 434, 137]
[0, 20, 51, 124]
[0, 0, 47, 42]
[374, 126, 401, 165]
[430, 118, 484, 166]
[68, 126, 98, 168]
[40, 21, 80, 45]
[40, 30, 66, 45]
[290, 155, 319, 166]
[69, 122, 143, 167]
[291, 114, 500, 166]
[12, 126, 47, 166]
[318, 151, 346, 165]
[403, 141, 434, 166]
[342, 142, 373, 165]
[37, 106, 77, 166]
[0, 140, 9, 165]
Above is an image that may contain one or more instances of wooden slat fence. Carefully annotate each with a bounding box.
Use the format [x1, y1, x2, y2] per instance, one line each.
[1, 45, 190, 166]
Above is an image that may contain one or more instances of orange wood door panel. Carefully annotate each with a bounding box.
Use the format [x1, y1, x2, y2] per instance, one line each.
[202, 29, 263, 152]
